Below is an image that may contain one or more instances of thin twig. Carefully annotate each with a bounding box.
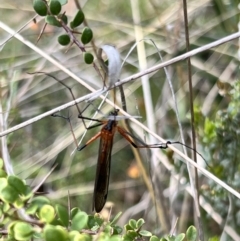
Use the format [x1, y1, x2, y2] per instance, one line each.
[182, 0, 203, 240]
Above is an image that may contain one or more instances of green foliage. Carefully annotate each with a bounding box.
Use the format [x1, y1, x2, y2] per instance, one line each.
[44, 225, 68, 241]
[32, 0, 94, 66]
[186, 225, 197, 241]
[71, 211, 88, 231]
[84, 52, 94, 64]
[40, 204, 55, 223]
[81, 27, 93, 45]
[70, 10, 85, 28]
[33, 0, 48, 16]
[55, 204, 69, 227]
[50, 0, 62, 15]
[197, 81, 240, 182]
[58, 34, 71, 46]
[13, 222, 34, 241]
[0, 168, 199, 240]
[45, 15, 62, 27]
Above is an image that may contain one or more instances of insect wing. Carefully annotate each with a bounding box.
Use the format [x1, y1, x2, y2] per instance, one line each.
[93, 130, 114, 212]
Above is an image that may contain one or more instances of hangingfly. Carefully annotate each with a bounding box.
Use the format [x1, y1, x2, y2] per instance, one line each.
[77, 109, 192, 212]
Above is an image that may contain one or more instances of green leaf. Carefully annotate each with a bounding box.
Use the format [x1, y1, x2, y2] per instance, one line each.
[31, 196, 50, 207]
[3, 202, 10, 212]
[186, 226, 197, 241]
[1, 185, 18, 203]
[58, 34, 71, 46]
[110, 212, 122, 225]
[22, 186, 33, 200]
[70, 207, 80, 219]
[87, 215, 103, 231]
[8, 175, 26, 195]
[0, 169, 7, 178]
[73, 233, 92, 241]
[124, 231, 138, 240]
[40, 204, 55, 223]
[59, 14, 68, 25]
[109, 235, 122, 241]
[44, 224, 68, 241]
[150, 235, 160, 241]
[0, 178, 7, 192]
[71, 211, 88, 231]
[50, 0, 62, 15]
[128, 219, 137, 229]
[56, 204, 69, 227]
[7, 221, 18, 237]
[136, 218, 145, 229]
[13, 198, 24, 209]
[70, 10, 85, 28]
[45, 15, 62, 27]
[13, 222, 33, 241]
[83, 52, 94, 64]
[69, 230, 79, 241]
[33, 0, 48, 16]
[26, 196, 50, 215]
[175, 233, 185, 241]
[81, 27, 93, 44]
[139, 230, 152, 237]
[124, 224, 133, 231]
[112, 225, 122, 235]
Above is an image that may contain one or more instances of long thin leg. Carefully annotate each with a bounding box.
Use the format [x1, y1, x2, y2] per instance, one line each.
[117, 126, 168, 149]
[117, 126, 210, 167]
[77, 132, 102, 151]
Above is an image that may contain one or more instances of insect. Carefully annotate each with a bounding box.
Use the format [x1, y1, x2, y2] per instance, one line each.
[76, 108, 194, 213]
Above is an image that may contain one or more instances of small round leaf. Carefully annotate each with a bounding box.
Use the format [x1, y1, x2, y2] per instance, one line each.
[70, 207, 80, 219]
[136, 218, 145, 229]
[13, 222, 33, 241]
[1, 185, 18, 203]
[45, 15, 61, 27]
[0, 178, 7, 192]
[175, 233, 185, 241]
[139, 230, 152, 237]
[8, 175, 26, 195]
[71, 10, 84, 28]
[81, 27, 93, 44]
[50, 0, 62, 15]
[44, 225, 68, 241]
[150, 235, 160, 241]
[129, 219, 137, 229]
[69, 230, 79, 241]
[3, 202, 10, 212]
[124, 231, 138, 240]
[186, 225, 197, 241]
[71, 211, 88, 231]
[33, 0, 48, 16]
[40, 204, 55, 223]
[58, 34, 71, 46]
[0, 169, 7, 178]
[56, 204, 69, 227]
[83, 52, 94, 64]
[74, 233, 92, 241]
[32, 196, 50, 206]
[13, 198, 24, 209]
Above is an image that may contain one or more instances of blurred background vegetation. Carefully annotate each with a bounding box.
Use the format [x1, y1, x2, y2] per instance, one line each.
[0, 0, 239, 239]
